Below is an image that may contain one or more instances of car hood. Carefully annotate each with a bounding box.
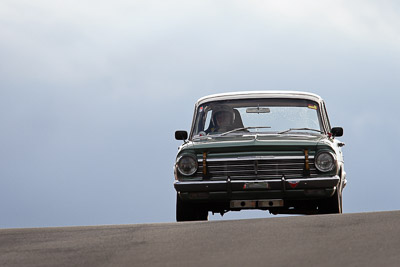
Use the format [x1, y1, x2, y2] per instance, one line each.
[179, 134, 328, 156]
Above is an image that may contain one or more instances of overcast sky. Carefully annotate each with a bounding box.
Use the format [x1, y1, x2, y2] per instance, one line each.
[1, 0, 400, 228]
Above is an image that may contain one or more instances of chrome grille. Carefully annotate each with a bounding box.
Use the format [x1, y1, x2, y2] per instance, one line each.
[197, 157, 317, 180]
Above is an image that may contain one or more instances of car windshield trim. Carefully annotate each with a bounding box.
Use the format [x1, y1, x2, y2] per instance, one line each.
[191, 98, 325, 139]
[278, 128, 324, 134]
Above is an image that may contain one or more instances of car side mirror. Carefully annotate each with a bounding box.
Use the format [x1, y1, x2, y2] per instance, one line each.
[331, 127, 343, 137]
[175, 130, 188, 140]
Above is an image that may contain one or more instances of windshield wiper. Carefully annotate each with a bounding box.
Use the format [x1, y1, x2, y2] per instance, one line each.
[219, 126, 271, 136]
[278, 128, 324, 134]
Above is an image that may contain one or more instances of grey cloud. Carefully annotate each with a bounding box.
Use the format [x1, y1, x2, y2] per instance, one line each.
[1, 0, 400, 227]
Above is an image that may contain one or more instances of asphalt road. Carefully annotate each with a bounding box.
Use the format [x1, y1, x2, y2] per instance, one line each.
[1, 210, 399, 267]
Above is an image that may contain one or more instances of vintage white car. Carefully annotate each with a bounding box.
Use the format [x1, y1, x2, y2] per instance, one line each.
[174, 91, 346, 221]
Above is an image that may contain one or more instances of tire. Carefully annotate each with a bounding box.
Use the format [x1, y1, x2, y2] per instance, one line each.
[176, 194, 208, 222]
[318, 186, 342, 214]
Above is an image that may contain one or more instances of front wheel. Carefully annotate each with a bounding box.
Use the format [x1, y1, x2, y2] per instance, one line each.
[318, 186, 342, 214]
[176, 194, 208, 222]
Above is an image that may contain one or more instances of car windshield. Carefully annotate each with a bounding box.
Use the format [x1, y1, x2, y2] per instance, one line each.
[192, 98, 324, 138]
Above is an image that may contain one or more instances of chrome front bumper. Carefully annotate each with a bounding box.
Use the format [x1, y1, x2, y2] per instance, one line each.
[175, 176, 340, 192]
[174, 176, 340, 201]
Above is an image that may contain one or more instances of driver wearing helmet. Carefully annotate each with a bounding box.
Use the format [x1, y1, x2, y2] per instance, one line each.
[206, 105, 235, 133]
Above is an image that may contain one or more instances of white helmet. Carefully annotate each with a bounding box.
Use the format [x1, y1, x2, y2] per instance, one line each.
[212, 105, 235, 124]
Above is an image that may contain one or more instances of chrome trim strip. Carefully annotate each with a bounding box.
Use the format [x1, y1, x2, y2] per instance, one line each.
[202, 165, 316, 169]
[175, 176, 339, 185]
[198, 155, 314, 162]
[206, 169, 309, 174]
[175, 180, 228, 185]
[202, 176, 321, 180]
[257, 162, 315, 166]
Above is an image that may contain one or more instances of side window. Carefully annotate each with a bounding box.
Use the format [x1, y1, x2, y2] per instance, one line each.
[204, 110, 212, 130]
[321, 101, 332, 132]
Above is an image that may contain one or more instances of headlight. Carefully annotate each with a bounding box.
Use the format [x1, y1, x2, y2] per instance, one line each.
[315, 152, 336, 172]
[177, 155, 198, 176]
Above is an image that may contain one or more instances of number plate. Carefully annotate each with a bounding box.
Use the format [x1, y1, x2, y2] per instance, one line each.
[243, 182, 270, 189]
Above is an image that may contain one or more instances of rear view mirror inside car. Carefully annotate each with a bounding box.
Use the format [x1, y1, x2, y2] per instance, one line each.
[246, 107, 270, 113]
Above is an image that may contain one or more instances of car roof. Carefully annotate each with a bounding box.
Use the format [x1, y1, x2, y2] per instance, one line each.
[196, 91, 323, 106]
